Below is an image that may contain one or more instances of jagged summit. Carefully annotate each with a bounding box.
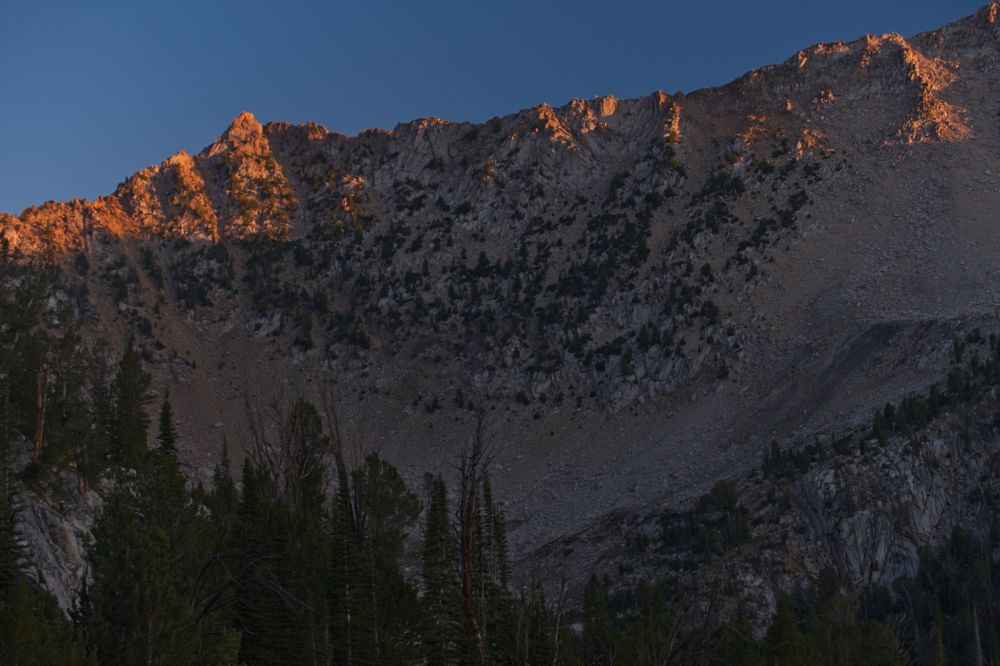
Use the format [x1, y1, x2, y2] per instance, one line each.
[940, 0, 999, 35]
[228, 110, 261, 134]
[3, 5, 996, 227]
[0, 4, 995, 269]
[163, 150, 193, 166]
[207, 110, 266, 156]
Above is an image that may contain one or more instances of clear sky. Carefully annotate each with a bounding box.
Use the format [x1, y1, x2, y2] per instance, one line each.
[0, 0, 986, 214]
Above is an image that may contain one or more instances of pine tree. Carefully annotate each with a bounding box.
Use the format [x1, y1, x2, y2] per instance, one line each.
[231, 461, 298, 665]
[236, 399, 336, 661]
[928, 610, 948, 666]
[872, 409, 889, 445]
[352, 452, 420, 561]
[483, 475, 510, 592]
[83, 388, 235, 665]
[141, 416, 188, 538]
[859, 621, 905, 666]
[39, 327, 92, 477]
[0, 343, 23, 591]
[480, 473, 516, 662]
[233, 459, 321, 665]
[766, 594, 809, 666]
[81, 488, 200, 666]
[156, 390, 178, 455]
[582, 575, 614, 665]
[0, 578, 96, 666]
[712, 614, 765, 665]
[0, 275, 47, 460]
[284, 398, 327, 515]
[110, 338, 152, 466]
[616, 582, 673, 665]
[289, 507, 331, 665]
[207, 441, 239, 530]
[521, 573, 555, 664]
[328, 456, 369, 665]
[422, 474, 461, 665]
[0, 434, 22, 592]
[347, 452, 422, 662]
[0, 329, 95, 663]
[187, 458, 243, 663]
[82, 349, 114, 492]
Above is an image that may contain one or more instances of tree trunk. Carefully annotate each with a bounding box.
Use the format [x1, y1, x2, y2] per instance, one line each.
[33, 367, 47, 461]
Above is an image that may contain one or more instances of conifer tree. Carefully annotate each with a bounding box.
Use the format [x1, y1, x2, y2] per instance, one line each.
[81, 487, 200, 665]
[582, 575, 614, 665]
[521, 573, 555, 664]
[482, 474, 511, 592]
[0, 435, 22, 592]
[236, 399, 337, 661]
[456, 423, 490, 663]
[712, 614, 765, 666]
[233, 457, 324, 665]
[284, 398, 327, 515]
[480, 473, 516, 662]
[872, 409, 889, 445]
[40, 327, 92, 476]
[328, 453, 369, 664]
[0, 397, 94, 664]
[231, 460, 297, 665]
[347, 452, 422, 662]
[0, 335, 23, 591]
[110, 338, 152, 466]
[766, 594, 809, 665]
[0, 578, 96, 666]
[422, 474, 461, 665]
[288, 507, 331, 665]
[207, 441, 239, 530]
[156, 390, 178, 455]
[0, 276, 47, 453]
[82, 350, 114, 492]
[352, 452, 421, 561]
[617, 583, 673, 665]
[83, 385, 235, 665]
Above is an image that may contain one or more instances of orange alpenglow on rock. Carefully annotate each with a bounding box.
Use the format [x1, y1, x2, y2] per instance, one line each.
[2, 5, 996, 262]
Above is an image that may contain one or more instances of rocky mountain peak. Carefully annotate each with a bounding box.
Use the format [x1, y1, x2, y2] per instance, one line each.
[912, 1, 1000, 52]
[163, 150, 193, 167]
[207, 110, 266, 156]
[970, 0, 999, 28]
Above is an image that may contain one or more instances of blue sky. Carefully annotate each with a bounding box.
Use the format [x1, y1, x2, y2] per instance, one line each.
[0, 0, 985, 213]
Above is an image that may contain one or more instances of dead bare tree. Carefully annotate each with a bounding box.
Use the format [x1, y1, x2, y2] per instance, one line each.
[317, 383, 364, 528]
[318, 383, 379, 666]
[552, 578, 568, 666]
[451, 409, 498, 665]
[33, 365, 47, 461]
[244, 391, 332, 512]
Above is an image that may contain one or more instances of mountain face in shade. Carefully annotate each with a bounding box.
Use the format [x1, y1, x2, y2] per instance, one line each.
[6, 1, 1000, 609]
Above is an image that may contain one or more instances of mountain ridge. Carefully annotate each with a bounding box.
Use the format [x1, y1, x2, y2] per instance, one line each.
[4, 2, 998, 227]
[6, 1, 1000, 612]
